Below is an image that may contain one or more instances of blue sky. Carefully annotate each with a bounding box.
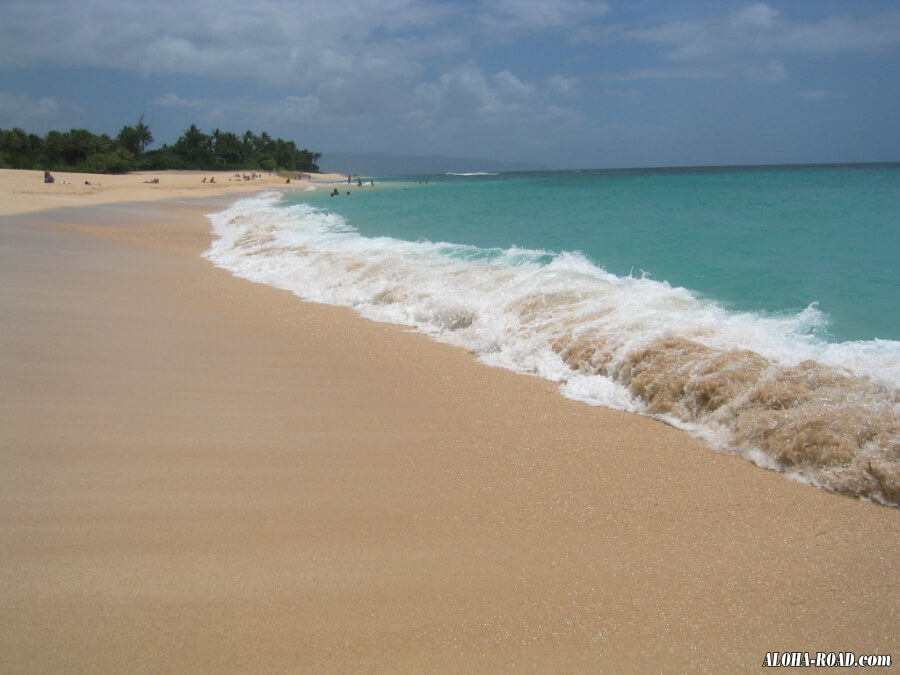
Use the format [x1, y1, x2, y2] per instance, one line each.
[1, 0, 898, 169]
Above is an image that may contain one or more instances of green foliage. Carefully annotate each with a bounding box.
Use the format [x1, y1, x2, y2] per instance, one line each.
[0, 128, 38, 168]
[0, 119, 320, 174]
[81, 147, 135, 174]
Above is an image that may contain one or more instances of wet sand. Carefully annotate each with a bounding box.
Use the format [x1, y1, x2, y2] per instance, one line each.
[0, 184, 897, 671]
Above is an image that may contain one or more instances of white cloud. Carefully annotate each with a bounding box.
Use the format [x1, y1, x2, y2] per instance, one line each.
[730, 3, 780, 31]
[626, 3, 788, 62]
[280, 96, 319, 121]
[548, 75, 578, 96]
[1, 2, 896, 96]
[746, 60, 788, 84]
[413, 63, 577, 130]
[154, 93, 205, 108]
[494, 71, 536, 99]
[479, 0, 609, 39]
[782, 12, 900, 56]
[0, 0, 449, 84]
[627, 3, 900, 60]
[143, 37, 204, 74]
[416, 65, 498, 116]
[0, 92, 62, 128]
[606, 3, 900, 85]
[0, 0, 615, 84]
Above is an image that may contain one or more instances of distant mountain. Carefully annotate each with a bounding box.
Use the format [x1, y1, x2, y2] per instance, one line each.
[318, 152, 546, 177]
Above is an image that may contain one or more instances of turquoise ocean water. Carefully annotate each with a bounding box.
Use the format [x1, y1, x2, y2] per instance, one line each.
[205, 164, 900, 505]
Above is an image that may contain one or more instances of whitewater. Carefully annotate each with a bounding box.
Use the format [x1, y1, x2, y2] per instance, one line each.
[205, 168, 899, 506]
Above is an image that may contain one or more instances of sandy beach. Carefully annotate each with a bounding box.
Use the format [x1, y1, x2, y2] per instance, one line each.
[1, 169, 897, 672]
[0, 168, 347, 216]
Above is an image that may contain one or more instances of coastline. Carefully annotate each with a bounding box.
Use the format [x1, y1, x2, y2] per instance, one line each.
[1, 172, 897, 671]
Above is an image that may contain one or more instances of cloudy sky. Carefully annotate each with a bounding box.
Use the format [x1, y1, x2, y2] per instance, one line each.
[1, 0, 898, 169]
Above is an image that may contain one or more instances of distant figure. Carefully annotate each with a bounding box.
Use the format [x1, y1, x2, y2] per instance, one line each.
[357, 178, 363, 187]
[210, 176, 215, 183]
[370, 180, 375, 186]
[43, 170, 54, 184]
[331, 188, 339, 197]
[348, 174, 352, 185]
[202, 177, 208, 183]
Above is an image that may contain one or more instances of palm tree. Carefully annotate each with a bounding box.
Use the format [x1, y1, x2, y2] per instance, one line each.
[134, 114, 153, 153]
[117, 115, 154, 156]
[174, 124, 212, 165]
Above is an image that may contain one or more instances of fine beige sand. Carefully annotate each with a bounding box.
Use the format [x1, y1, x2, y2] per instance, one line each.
[1, 170, 897, 672]
[0, 168, 347, 216]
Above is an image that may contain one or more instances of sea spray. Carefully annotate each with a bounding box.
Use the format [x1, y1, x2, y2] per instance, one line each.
[205, 190, 900, 506]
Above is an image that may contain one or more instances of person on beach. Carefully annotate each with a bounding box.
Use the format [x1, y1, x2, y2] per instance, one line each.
[43, 170, 54, 184]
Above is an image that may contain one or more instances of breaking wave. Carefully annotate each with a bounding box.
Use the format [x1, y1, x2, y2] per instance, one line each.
[205, 193, 900, 506]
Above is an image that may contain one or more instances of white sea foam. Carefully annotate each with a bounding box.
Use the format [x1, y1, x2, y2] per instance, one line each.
[206, 193, 900, 506]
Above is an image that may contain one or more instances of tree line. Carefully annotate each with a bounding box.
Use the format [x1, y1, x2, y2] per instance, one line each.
[0, 117, 321, 174]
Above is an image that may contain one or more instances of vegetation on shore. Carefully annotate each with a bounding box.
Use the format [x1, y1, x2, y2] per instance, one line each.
[0, 117, 321, 174]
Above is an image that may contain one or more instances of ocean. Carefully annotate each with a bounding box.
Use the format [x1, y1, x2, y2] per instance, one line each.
[205, 164, 900, 506]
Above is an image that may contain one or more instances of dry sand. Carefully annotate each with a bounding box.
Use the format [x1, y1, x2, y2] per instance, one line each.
[1, 170, 897, 672]
[0, 168, 347, 217]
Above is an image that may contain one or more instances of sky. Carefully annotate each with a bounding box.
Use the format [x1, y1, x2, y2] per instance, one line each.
[1, 0, 898, 170]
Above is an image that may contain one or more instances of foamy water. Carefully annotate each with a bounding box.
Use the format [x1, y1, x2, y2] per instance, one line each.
[205, 191, 900, 506]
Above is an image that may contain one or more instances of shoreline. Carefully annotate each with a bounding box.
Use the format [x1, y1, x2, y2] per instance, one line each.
[1, 174, 897, 671]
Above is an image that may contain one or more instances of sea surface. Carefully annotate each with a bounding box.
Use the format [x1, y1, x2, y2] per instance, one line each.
[205, 164, 900, 506]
